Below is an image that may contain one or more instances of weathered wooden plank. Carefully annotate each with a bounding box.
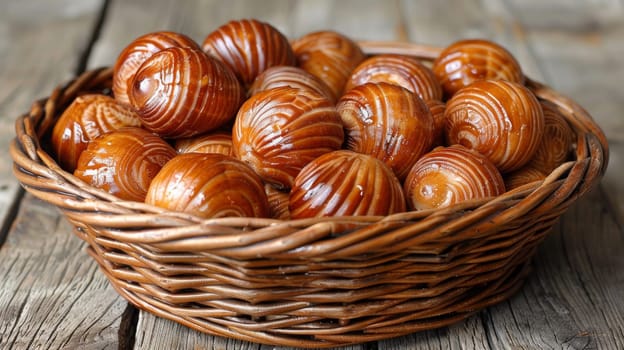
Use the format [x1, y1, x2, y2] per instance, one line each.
[0, 0, 131, 348]
[0, 0, 104, 244]
[484, 188, 624, 349]
[478, 3, 624, 346]
[503, 0, 624, 225]
[135, 311, 366, 350]
[0, 194, 128, 349]
[290, 0, 404, 40]
[88, 0, 404, 70]
[88, 0, 295, 69]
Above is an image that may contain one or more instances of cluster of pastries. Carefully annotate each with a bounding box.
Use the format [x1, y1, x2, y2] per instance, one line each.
[51, 19, 575, 220]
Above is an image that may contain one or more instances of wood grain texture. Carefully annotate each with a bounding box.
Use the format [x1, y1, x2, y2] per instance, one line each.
[135, 312, 364, 350]
[504, 0, 624, 227]
[485, 188, 624, 349]
[0, 0, 105, 244]
[0, 1, 129, 349]
[0, 194, 127, 349]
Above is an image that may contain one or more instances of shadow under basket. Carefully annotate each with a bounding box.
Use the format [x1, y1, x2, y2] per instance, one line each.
[10, 41, 609, 348]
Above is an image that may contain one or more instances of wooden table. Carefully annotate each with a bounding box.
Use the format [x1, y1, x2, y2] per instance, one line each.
[1, 0, 623, 349]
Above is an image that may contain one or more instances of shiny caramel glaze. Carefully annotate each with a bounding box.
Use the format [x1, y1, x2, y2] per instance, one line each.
[51, 94, 142, 173]
[291, 30, 365, 102]
[74, 127, 176, 202]
[404, 145, 505, 210]
[504, 166, 547, 191]
[445, 80, 544, 173]
[145, 153, 269, 218]
[432, 39, 524, 98]
[233, 86, 344, 189]
[249, 66, 335, 103]
[175, 131, 233, 156]
[425, 99, 446, 147]
[337, 82, 434, 180]
[129, 47, 243, 139]
[202, 19, 296, 87]
[529, 101, 575, 174]
[264, 183, 290, 220]
[113, 31, 199, 106]
[290, 150, 406, 218]
[345, 54, 442, 101]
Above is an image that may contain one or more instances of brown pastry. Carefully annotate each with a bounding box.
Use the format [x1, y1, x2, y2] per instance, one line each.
[129, 47, 243, 138]
[404, 145, 505, 210]
[445, 79, 544, 173]
[202, 19, 296, 87]
[292, 30, 365, 102]
[74, 127, 176, 201]
[345, 54, 442, 101]
[432, 39, 524, 98]
[113, 31, 199, 105]
[337, 82, 434, 180]
[145, 153, 269, 218]
[232, 86, 344, 189]
[290, 150, 406, 218]
[51, 94, 142, 172]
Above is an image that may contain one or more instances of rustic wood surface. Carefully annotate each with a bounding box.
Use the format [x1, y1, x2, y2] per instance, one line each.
[1, 0, 622, 349]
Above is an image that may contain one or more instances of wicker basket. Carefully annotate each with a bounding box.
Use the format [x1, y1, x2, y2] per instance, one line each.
[10, 41, 608, 348]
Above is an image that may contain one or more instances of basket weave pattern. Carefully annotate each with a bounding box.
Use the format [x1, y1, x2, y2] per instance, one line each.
[10, 42, 608, 348]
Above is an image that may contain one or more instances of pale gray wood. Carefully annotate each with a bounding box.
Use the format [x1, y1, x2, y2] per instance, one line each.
[0, 0, 130, 348]
[135, 312, 364, 350]
[503, 0, 624, 226]
[88, 0, 295, 70]
[0, 0, 103, 242]
[290, 0, 404, 40]
[0, 195, 128, 349]
[88, 0, 404, 70]
[480, 3, 624, 347]
[382, 316, 490, 350]
[485, 189, 624, 349]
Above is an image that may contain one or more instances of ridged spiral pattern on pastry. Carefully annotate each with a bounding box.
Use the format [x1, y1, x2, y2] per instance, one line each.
[337, 82, 434, 180]
[249, 66, 335, 103]
[432, 39, 524, 97]
[52, 94, 142, 172]
[145, 153, 269, 218]
[74, 127, 177, 202]
[202, 19, 296, 87]
[233, 86, 344, 189]
[290, 150, 406, 218]
[113, 31, 200, 105]
[403, 145, 505, 210]
[129, 47, 243, 138]
[345, 54, 443, 101]
[292, 30, 365, 102]
[529, 101, 575, 174]
[264, 184, 290, 220]
[175, 131, 234, 156]
[425, 99, 446, 147]
[444, 80, 544, 173]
